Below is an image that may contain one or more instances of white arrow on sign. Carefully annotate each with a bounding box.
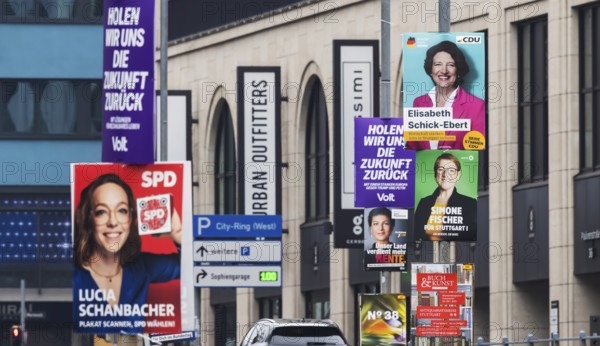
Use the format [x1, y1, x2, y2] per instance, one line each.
[193, 241, 281, 262]
[193, 265, 281, 287]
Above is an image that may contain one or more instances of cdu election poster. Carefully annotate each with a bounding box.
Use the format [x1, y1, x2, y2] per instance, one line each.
[363, 207, 408, 271]
[355, 117, 416, 208]
[102, 0, 155, 163]
[402, 32, 486, 151]
[411, 263, 474, 346]
[360, 294, 407, 346]
[71, 162, 193, 335]
[414, 150, 478, 242]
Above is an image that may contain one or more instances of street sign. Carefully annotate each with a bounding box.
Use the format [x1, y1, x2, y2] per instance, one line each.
[149, 331, 197, 343]
[193, 215, 282, 238]
[193, 265, 282, 287]
[193, 241, 281, 263]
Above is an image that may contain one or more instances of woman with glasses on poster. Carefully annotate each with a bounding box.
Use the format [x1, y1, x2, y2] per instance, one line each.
[73, 173, 182, 334]
[414, 153, 477, 241]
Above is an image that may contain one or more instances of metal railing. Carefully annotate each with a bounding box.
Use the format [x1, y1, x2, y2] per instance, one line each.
[477, 331, 600, 346]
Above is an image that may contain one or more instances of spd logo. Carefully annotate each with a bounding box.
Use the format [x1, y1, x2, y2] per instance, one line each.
[456, 35, 482, 44]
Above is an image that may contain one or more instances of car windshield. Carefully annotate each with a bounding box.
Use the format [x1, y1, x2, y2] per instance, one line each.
[268, 326, 347, 345]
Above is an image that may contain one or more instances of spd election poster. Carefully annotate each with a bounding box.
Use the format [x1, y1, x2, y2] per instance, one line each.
[402, 32, 486, 151]
[414, 150, 478, 242]
[71, 162, 191, 335]
[411, 263, 474, 346]
[360, 294, 407, 346]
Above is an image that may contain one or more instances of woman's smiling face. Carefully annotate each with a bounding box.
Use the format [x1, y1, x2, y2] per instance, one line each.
[431, 51, 457, 88]
[435, 158, 461, 191]
[92, 182, 131, 256]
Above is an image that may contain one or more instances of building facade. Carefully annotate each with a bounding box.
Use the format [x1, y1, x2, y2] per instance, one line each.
[0, 1, 103, 344]
[163, 0, 600, 345]
[1, 0, 600, 345]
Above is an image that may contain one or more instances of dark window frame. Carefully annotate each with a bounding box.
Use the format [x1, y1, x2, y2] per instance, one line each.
[304, 288, 330, 319]
[214, 102, 236, 215]
[214, 303, 236, 346]
[0, 79, 103, 139]
[579, 4, 600, 172]
[517, 16, 549, 184]
[305, 79, 330, 222]
[258, 296, 281, 319]
[0, 0, 103, 24]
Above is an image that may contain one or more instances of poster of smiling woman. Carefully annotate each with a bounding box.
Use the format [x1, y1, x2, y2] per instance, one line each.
[71, 162, 193, 335]
[414, 151, 478, 242]
[402, 32, 486, 151]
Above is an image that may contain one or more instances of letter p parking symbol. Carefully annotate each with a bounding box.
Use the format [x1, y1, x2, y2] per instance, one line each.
[197, 217, 211, 236]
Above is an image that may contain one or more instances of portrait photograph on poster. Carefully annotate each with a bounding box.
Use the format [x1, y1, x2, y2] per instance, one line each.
[363, 207, 408, 271]
[71, 163, 190, 335]
[414, 150, 478, 242]
[402, 32, 486, 151]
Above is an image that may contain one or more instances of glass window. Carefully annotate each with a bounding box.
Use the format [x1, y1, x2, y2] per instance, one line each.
[214, 103, 236, 214]
[579, 4, 600, 171]
[214, 303, 236, 346]
[0, 80, 102, 137]
[0, 192, 71, 264]
[0, 0, 103, 24]
[259, 296, 281, 319]
[305, 289, 330, 319]
[305, 79, 329, 222]
[518, 17, 548, 183]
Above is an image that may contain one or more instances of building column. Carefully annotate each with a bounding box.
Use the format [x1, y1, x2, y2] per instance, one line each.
[488, 8, 517, 341]
[236, 288, 257, 342]
[200, 288, 214, 346]
[330, 247, 353, 341]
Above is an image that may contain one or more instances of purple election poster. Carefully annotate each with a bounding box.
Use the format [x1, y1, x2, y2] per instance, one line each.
[102, 0, 155, 163]
[355, 118, 416, 208]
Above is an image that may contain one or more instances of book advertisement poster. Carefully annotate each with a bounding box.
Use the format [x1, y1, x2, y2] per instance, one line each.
[411, 263, 474, 346]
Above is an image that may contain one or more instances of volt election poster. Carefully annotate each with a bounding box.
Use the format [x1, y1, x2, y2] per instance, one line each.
[354, 117, 415, 208]
[411, 263, 474, 346]
[71, 162, 193, 334]
[102, 0, 155, 163]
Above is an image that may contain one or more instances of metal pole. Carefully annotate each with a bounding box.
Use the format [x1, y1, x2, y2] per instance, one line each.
[435, 0, 455, 264]
[20, 279, 25, 346]
[380, 0, 391, 294]
[160, 0, 168, 161]
[439, 0, 450, 32]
